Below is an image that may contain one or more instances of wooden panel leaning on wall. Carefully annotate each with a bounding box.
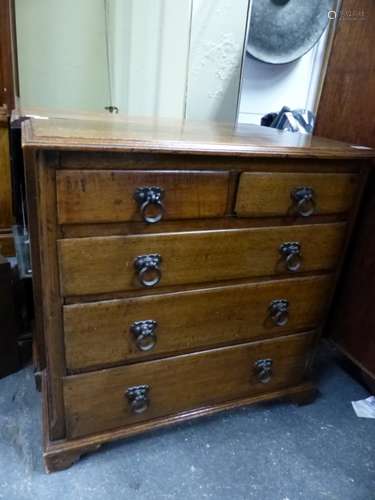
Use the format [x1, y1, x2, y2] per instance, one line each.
[0, 0, 17, 256]
[0, 108, 14, 256]
[315, 0, 375, 386]
[315, 0, 375, 147]
[0, 0, 17, 114]
[22, 114, 375, 472]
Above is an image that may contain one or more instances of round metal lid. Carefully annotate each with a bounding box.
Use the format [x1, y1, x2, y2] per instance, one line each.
[247, 0, 335, 65]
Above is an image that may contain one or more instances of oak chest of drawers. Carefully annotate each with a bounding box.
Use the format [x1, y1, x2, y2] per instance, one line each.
[22, 115, 374, 472]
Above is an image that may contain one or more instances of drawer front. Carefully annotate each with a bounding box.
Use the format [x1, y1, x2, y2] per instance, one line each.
[58, 223, 346, 296]
[64, 275, 332, 371]
[235, 173, 358, 217]
[64, 332, 314, 438]
[56, 170, 230, 224]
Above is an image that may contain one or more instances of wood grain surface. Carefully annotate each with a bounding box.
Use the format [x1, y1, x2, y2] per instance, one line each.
[63, 332, 314, 438]
[0, 123, 12, 228]
[0, 232, 14, 256]
[58, 223, 346, 297]
[0, 0, 17, 113]
[22, 115, 375, 159]
[59, 152, 360, 173]
[315, 0, 375, 383]
[315, 0, 375, 148]
[44, 371, 315, 472]
[57, 170, 230, 224]
[64, 275, 333, 371]
[330, 173, 375, 379]
[61, 215, 347, 240]
[35, 153, 66, 439]
[235, 172, 358, 217]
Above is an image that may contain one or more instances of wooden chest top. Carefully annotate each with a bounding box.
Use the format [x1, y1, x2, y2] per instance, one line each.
[22, 114, 374, 159]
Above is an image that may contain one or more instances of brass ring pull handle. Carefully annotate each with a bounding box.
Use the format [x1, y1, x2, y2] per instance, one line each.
[131, 320, 158, 352]
[134, 187, 165, 224]
[255, 359, 273, 384]
[291, 186, 316, 217]
[126, 385, 150, 414]
[280, 242, 302, 272]
[134, 254, 162, 288]
[269, 299, 289, 327]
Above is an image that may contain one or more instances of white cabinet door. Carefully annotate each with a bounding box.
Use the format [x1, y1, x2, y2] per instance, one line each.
[16, 0, 109, 111]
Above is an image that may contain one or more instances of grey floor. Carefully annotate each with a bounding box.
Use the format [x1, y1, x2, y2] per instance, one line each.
[0, 344, 374, 500]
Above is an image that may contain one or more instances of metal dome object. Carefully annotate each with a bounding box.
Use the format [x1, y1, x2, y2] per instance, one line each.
[247, 0, 336, 64]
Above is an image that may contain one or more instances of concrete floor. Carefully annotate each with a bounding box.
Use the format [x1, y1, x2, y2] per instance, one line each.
[0, 344, 374, 500]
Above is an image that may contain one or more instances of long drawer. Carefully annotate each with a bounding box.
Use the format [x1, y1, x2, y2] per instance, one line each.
[56, 170, 230, 224]
[58, 223, 346, 296]
[235, 172, 358, 217]
[64, 275, 332, 371]
[63, 332, 314, 438]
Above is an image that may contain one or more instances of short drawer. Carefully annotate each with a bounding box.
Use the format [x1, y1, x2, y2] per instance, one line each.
[64, 275, 332, 371]
[63, 331, 314, 438]
[56, 170, 230, 224]
[235, 172, 358, 218]
[58, 222, 346, 296]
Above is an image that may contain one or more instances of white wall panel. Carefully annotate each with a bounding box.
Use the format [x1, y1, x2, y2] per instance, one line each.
[185, 0, 249, 123]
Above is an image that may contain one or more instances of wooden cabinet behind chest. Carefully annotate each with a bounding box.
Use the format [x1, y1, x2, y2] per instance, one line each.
[0, 111, 13, 256]
[23, 116, 373, 472]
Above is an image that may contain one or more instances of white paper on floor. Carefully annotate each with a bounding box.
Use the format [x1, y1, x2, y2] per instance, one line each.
[352, 396, 375, 418]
